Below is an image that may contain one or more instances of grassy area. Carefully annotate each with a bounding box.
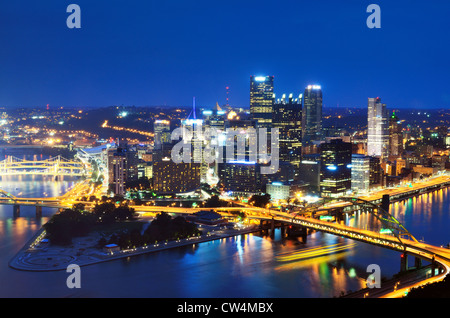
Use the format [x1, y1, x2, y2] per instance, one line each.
[93, 220, 145, 236]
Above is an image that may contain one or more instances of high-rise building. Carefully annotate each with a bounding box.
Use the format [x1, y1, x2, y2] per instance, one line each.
[351, 154, 370, 193]
[389, 111, 403, 157]
[319, 139, 352, 198]
[250, 75, 274, 129]
[106, 143, 140, 196]
[273, 93, 302, 166]
[367, 97, 389, 159]
[107, 147, 127, 196]
[369, 156, 383, 187]
[154, 120, 171, 146]
[218, 161, 261, 196]
[302, 85, 323, 146]
[298, 154, 321, 195]
[152, 157, 201, 194]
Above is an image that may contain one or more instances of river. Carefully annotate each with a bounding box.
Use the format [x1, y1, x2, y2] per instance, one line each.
[0, 173, 449, 298]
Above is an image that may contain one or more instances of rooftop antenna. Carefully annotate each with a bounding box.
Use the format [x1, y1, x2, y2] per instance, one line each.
[226, 86, 230, 107]
[193, 96, 196, 119]
[186, 96, 196, 120]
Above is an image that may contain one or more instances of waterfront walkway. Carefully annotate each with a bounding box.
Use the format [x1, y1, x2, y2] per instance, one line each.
[9, 225, 259, 272]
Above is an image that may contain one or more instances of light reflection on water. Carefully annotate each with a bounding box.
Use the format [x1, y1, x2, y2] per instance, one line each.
[0, 173, 448, 297]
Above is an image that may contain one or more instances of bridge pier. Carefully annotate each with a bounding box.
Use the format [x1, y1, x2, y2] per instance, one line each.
[287, 225, 308, 243]
[280, 223, 287, 238]
[414, 257, 422, 269]
[36, 206, 42, 218]
[431, 255, 436, 277]
[400, 252, 408, 273]
[13, 205, 20, 217]
[270, 218, 275, 238]
[381, 194, 390, 213]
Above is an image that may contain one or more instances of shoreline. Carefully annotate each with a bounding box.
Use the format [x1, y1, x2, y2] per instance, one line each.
[9, 176, 450, 273]
[8, 224, 261, 272]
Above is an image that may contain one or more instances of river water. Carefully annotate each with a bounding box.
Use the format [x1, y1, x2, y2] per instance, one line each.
[0, 173, 449, 298]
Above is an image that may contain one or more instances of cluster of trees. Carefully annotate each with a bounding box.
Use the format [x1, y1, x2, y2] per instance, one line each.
[249, 193, 271, 208]
[98, 212, 201, 250]
[44, 203, 136, 245]
[92, 202, 135, 223]
[44, 207, 97, 245]
[405, 274, 450, 298]
[202, 195, 229, 208]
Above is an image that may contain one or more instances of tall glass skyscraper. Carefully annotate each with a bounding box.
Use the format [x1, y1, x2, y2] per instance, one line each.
[319, 138, 352, 198]
[389, 111, 404, 157]
[250, 75, 274, 129]
[273, 93, 302, 166]
[301, 85, 323, 145]
[351, 154, 370, 193]
[367, 97, 389, 159]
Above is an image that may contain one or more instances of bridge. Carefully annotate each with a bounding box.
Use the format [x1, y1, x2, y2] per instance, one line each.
[1, 173, 450, 297]
[0, 180, 98, 217]
[0, 155, 88, 177]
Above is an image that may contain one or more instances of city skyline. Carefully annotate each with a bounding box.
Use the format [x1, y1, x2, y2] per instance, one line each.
[1, 0, 450, 302]
[1, 1, 450, 109]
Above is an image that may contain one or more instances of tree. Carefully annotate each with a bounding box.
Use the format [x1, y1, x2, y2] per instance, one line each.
[249, 193, 271, 208]
[204, 195, 228, 208]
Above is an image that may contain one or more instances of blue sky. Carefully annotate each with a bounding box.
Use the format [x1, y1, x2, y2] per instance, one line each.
[0, 0, 449, 109]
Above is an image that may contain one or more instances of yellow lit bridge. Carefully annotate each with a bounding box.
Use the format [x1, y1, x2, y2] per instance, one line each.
[0, 155, 88, 177]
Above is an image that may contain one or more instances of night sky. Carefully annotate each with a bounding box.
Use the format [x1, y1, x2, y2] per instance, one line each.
[0, 0, 449, 110]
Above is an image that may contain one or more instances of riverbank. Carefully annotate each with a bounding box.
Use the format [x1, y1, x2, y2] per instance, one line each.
[8, 222, 260, 272]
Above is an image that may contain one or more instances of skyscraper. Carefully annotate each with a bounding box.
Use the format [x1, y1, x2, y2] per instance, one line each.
[273, 93, 302, 166]
[351, 154, 370, 193]
[319, 139, 352, 198]
[367, 97, 389, 159]
[154, 120, 171, 146]
[302, 85, 323, 146]
[250, 75, 274, 129]
[389, 111, 404, 157]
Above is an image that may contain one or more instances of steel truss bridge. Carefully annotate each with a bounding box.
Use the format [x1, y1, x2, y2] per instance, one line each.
[1, 177, 450, 297]
[0, 155, 87, 177]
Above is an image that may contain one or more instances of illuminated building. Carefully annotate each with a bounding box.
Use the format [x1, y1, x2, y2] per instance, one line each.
[388, 111, 403, 157]
[351, 154, 370, 193]
[250, 75, 274, 129]
[152, 157, 201, 194]
[369, 156, 383, 187]
[106, 144, 140, 195]
[302, 85, 323, 146]
[319, 139, 352, 198]
[154, 120, 171, 146]
[107, 148, 127, 195]
[298, 155, 321, 195]
[273, 93, 302, 166]
[367, 97, 389, 159]
[218, 161, 261, 196]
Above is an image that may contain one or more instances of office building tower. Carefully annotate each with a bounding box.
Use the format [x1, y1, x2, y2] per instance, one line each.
[107, 147, 127, 196]
[389, 111, 403, 157]
[154, 120, 171, 146]
[369, 156, 383, 187]
[302, 85, 323, 146]
[319, 139, 352, 198]
[367, 97, 389, 159]
[250, 75, 274, 129]
[351, 154, 370, 193]
[298, 154, 321, 195]
[152, 156, 201, 194]
[218, 161, 261, 196]
[273, 93, 302, 166]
